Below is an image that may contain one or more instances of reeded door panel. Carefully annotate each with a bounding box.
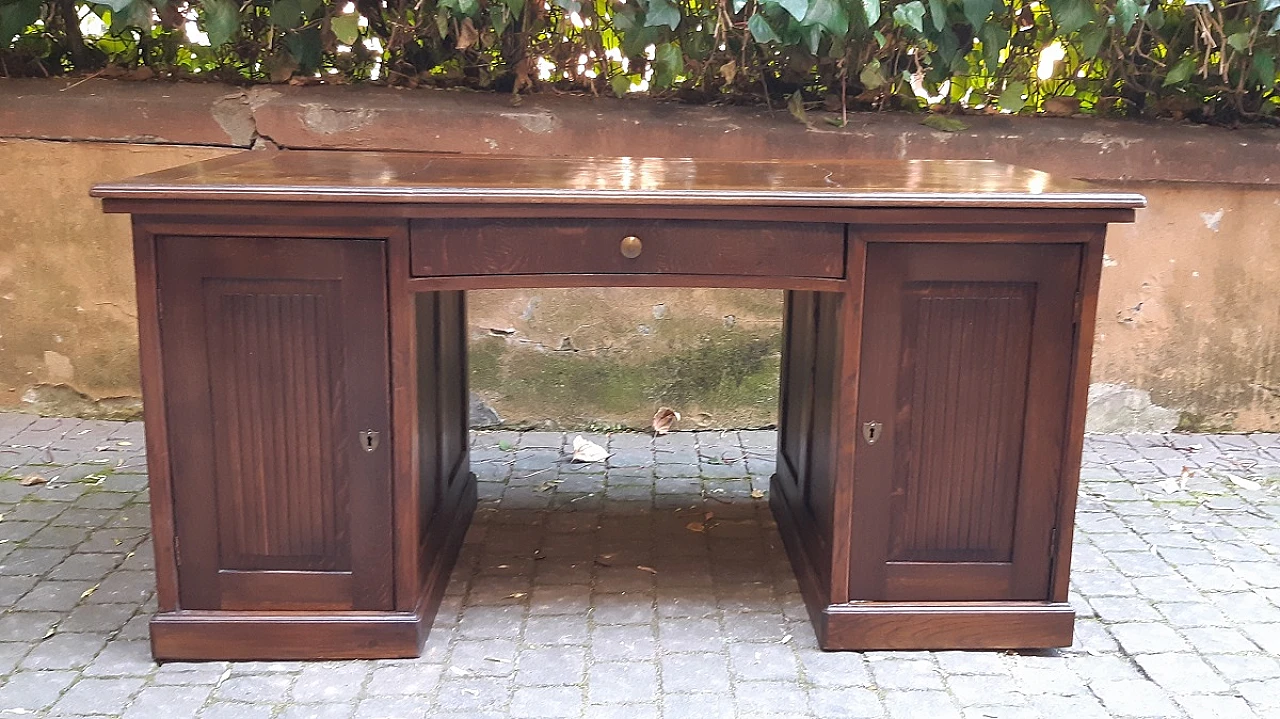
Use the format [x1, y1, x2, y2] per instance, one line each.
[157, 235, 394, 611]
[850, 242, 1080, 602]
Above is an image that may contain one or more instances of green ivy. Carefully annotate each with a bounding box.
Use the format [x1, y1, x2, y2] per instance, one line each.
[2, 0, 1278, 123]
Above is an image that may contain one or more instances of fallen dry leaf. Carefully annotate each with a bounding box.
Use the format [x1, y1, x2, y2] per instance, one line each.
[652, 407, 680, 435]
[455, 17, 479, 49]
[18, 475, 47, 487]
[690, 412, 715, 428]
[750, 489, 766, 499]
[636, 565, 657, 574]
[79, 584, 99, 600]
[571, 436, 609, 463]
[1226, 473, 1263, 492]
[685, 522, 706, 533]
[504, 592, 527, 600]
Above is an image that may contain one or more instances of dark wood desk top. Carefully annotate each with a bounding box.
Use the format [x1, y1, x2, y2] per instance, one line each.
[92, 151, 1146, 210]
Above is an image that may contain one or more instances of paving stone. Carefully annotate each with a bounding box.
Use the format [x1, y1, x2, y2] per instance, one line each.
[0, 669, 80, 711]
[591, 623, 656, 660]
[728, 642, 801, 682]
[510, 686, 582, 718]
[199, 703, 278, 719]
[809, 687, 885, 718]
[81, 639, 157, 677]
[881, 690, 962, 719]
[587, 661, 658, 703]
[353, 695, 435, 718]
[514, 646, 585, 686]
[277, 703, 357, 719]
[436, 676, 512, 712]
[661, 652, 732, 693]
[19, 631, 108, 669]
[290, 663, 370, 702]
[1176, 694, 1262, 719]
[213, 673, 295, 703]
[1133, 652, 1230, 693]
[870, 658, 946, 691]
[1090, 679, 1183, 717]
[664, 692, 738, 719]
[123, 685, 215, 718]
[733, 680, 810, 715]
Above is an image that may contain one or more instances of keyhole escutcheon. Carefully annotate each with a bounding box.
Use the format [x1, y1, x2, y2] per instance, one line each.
[862, 421, 882, 445]
[359, 430, 380, 452]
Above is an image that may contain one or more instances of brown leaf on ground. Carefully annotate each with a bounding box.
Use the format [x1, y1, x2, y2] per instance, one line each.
[652, 407, 680, 435]
[19, 475, 47, 487]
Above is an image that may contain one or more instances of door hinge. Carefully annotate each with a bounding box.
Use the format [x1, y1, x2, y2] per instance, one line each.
[173, 535, 181, 565]
[1049, 527, 1060, 559]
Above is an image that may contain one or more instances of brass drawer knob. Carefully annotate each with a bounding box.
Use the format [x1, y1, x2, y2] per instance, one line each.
[620, 236, 643, 259]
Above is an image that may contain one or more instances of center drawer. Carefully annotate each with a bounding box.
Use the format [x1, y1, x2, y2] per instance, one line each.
[409, 219, 845, 278]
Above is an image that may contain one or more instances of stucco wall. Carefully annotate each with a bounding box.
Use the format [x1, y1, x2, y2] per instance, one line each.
[1, 78, 1277, 430]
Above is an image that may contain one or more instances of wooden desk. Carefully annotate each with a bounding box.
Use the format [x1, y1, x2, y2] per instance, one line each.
[93, 153, 1144, 661]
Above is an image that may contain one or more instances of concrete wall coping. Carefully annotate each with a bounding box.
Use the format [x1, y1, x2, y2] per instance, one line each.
[2, 77, 1278, 185]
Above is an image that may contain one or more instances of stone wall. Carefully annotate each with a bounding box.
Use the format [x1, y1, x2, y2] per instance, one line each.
[2, 78, 1278, 430]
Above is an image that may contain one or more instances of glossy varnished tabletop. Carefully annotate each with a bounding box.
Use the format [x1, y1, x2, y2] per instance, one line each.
[92, 151, 1147, 209]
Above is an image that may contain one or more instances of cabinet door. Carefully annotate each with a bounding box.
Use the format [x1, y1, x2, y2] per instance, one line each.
[157, 236, 394, 611]
[850, 242, 1080, 602]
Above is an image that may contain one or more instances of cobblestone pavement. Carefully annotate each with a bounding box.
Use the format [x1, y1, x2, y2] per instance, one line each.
[0, 412, 1278, 718]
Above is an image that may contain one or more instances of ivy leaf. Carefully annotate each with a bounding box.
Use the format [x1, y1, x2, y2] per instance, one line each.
[551, 0, 581, 13]
[805, 0, 849, 34]
[644, 0, 681, 30]
[99, 0, 136, 11]
[652, 41, 683, 87]
[489, 4, 509, 34]
[331, 13, 360, 45]
[927, 0, 947, 31]
[978, 21, 1009, 72]
[1080, 23, 1106, 58]
[748, 13, 780, 42]
[859, 58, 885, 89]
[1146, 4, 1164, 29]
[1045, 0, 1093, 34]
[457, 0, 481, 15]
[1226, 31, 1251, 52]
[787, 90, 809, 124]
[772, 0, 809, 22]
[610, 74, 632, 97]
[1162, 54, 1196, 86]
[860, 0, 881, 26]
[997, 80, 1027, 112]
[0, 0, 41, 47]
[285, 26, 322, 71]
[204, 0, 240, 46]
[922, 115, 969, 131]
[1114, 0, 1141, 34]
[1253, 50, 1276, 90]
[892, 0, 926, 32]
[503, 0, 526, 13]
[962, 0, 994, 29]
[270, 0, 304, 29]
